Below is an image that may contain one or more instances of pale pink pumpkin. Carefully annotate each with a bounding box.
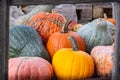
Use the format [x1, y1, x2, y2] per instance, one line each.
[9, 57, 54, 80]
[90, 45, 114, 77]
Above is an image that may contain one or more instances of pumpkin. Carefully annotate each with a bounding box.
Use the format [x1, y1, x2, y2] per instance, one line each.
[52, 36, 94, 80]
[9, 57, 54, 80]
[103, 13, 116, 25]
[47, 20, 86, 58]
[77, 18, 115, 53]
[90, 45, 114, 77]
[9, 25, 50, 61]
[15, 5, 54, 25]
[27, 11, 66, 45]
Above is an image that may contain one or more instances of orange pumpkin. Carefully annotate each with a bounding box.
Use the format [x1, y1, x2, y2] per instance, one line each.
[90, 45, 114, 77]
[9, 57, 54, 80]
[28, 11, 66, 44]
[107, 18, 116, 25]
[47, 20, 86, 58]
[52, 36, 94, 80]
[104, 13, 116, 25]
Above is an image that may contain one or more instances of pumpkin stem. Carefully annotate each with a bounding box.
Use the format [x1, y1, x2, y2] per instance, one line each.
[52, 9, 56, 13]
[61, 20, 72, 33]
[103, 13, 108, 19]
[69, 36, 79, 51]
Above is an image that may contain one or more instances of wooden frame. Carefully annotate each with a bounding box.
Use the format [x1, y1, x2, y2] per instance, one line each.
[1, 0, 120, 80]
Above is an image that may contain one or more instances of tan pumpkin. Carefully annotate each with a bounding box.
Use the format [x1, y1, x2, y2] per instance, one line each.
[52, 36, 94, 80]
[90, 44, 114, 77]
[9, 57, 54, 80]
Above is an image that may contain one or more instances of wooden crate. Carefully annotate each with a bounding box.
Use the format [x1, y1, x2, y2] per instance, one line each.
[1, 0, 120, 80]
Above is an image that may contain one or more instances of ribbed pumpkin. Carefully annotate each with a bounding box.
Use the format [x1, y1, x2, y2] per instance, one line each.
[47, 20, 86, 58]
[28, 11, 66, 44]
[52, 36, 94, 80]
[77, 18, 115, 53]
[9, 57, 54, 80]
[9, 25, 50, 61]
[15, 5, 54, 25]
[90, 45, 114, 77]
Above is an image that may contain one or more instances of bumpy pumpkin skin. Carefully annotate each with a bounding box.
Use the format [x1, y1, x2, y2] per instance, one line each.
[77, 18, 115, 53]
[52, 48, 94, 80]
[47, 31, 86, 58]
[9, 57, 54, 80]
[9, 25, 50, 61]
[28, 11, 66, 44]
[90, 45, 114, 77]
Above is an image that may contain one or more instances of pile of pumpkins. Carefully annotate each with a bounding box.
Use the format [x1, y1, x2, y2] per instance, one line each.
[9, 5, 116, 80]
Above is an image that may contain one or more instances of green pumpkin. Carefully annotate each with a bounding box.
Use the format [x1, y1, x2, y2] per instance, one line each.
[9, 25, 50, 61]
[15, 5, 54, 25]
[77, 18, 115, 53]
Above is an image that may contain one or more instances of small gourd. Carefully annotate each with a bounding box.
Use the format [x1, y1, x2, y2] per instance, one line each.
[103, 13, 116, 26]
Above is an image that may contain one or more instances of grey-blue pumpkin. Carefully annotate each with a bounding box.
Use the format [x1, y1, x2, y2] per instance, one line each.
[9, 25, 50, 61]
[77, 18, 115, 53]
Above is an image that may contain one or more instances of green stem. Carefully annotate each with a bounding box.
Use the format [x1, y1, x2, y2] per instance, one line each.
[69, 36, 79, 51]
[61, 20, 72, 33]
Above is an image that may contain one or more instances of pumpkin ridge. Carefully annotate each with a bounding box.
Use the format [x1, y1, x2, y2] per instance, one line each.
[84, 55, 89, 78]
[70, 52, 75, 80]
[37, 13, 50, 31]
[32, 58, 42, 80]
[33, 57, 53, 79]
[16, 58, 25, 80]
[82, 54, 87, 79]
[87, 30, 96, 53]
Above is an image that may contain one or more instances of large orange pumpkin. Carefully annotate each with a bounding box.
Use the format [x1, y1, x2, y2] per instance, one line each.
[9, 57, 54, 80]
[90, 45, 114, 77]
[52, 36, 94, 80]
[47, 20, 86, 58]
[28, 11, 66, 44]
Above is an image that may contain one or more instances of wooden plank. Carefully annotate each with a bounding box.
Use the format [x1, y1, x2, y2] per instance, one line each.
[10, 0, 120, 5]
[112, 2, 120, 80]
[0, 0, 9, 80]
[112, 2, 117, 19]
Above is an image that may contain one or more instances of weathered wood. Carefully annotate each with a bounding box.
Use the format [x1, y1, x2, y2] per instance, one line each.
[112, 2, 120, 80]
[112, 2, 117, 20]
[0, 0, 9, 80]
[10, 0, 120, 5]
